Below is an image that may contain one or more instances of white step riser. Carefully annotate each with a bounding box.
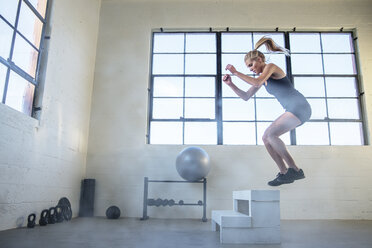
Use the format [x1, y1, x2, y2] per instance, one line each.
[251, 201, 280, 227]
[221, 216, 252, 228]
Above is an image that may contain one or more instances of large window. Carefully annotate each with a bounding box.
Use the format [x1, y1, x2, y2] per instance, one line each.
[0, 0, 49, 116]
[148, 31, 365, 145]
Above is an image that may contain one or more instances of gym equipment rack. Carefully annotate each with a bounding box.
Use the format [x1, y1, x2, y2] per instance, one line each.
[140, 177, 207, 222]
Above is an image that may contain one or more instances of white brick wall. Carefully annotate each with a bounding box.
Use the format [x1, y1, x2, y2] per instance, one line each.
[0, 0, 101, 230]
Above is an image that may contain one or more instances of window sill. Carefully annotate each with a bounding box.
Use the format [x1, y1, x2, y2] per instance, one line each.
[0, 103, 40, 130]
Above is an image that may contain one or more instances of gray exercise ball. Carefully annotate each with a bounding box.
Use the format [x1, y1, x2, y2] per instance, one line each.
[176, 147, 211, 181]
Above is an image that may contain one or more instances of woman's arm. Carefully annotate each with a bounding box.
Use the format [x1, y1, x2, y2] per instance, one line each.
[222, 75, 261, 101]
[226, 63, 278, 87]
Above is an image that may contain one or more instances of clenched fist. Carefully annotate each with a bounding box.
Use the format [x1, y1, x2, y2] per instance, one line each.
[225, 64, 237, 74]
[223, 74, 233, 85]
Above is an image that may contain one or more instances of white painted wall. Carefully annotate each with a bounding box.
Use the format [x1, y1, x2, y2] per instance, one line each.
[0, 0, 101, 230]
[87, 0, 372, 220]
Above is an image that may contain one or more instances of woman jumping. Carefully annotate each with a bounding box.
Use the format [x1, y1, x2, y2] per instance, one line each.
[223, 36, 311, 186]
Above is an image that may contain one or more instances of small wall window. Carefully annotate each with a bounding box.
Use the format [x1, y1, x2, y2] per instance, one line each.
[0, 0, 49, 116]
[147, 31, 365, 145]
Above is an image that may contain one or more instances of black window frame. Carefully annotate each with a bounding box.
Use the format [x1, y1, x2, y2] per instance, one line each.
[0, 0, 50, 117]
[147, 30, 366, 145]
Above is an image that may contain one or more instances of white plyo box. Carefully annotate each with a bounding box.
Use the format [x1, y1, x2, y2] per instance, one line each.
[233, 190, 280, 227]
[212, 190, 281, 244]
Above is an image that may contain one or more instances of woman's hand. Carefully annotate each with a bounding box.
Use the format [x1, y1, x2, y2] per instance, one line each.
[223, 74, 233, 85]
[225, 64, 237, 74]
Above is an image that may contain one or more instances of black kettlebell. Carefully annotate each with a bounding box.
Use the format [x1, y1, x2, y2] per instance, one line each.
[39, 209, 49, 226]
[55, 206, 64, 223]
[48, 207, 57, 224]
[27, 214, 36, 228]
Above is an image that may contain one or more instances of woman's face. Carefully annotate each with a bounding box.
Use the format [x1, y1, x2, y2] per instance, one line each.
[245, 57, 264, 74]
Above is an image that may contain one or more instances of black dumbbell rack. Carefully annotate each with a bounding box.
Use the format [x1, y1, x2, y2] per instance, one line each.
[140, 177, 207, 222]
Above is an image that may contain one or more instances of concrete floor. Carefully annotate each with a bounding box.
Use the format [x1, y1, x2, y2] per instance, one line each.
[1, 218, 372, 248]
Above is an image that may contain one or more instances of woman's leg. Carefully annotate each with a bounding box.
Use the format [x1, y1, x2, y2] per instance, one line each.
[263, 142, 287, 174]
[262, 112, 301, 173]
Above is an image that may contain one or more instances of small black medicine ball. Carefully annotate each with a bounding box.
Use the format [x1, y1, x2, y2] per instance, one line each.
[106, 206, 121, 219]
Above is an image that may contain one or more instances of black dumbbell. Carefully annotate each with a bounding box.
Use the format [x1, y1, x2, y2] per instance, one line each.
[162, 199, 169, 207]
[155, 198, 162, 207]
[168, 199, 175, 206]
[147, 198, 155, 206]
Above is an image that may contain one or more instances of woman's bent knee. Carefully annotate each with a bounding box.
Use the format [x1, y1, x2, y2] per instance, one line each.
[262, 133, 271, 145]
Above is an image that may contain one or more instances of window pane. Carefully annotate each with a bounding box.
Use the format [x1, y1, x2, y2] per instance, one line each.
[257, 122, 290, 145]
[294, 77, 325, 97]
[150, 122, 182, 144]
[0, 64, 7, 100]
[323, 54, 356, 75]
[12, 34, 39, 78]
[149, 31, 363, 146]
[326, 77, 358, 97]
[222, 76, 251, 97]
[5, 71, 35, 115]
[0, 20, 13, 59]
[185, 99, 215, 119]
[289, 33, 321, 53]
[222, 54, 251, 76]
[321, 33, 354, 53]
[185, 54, 216, 74]
[256, 99, 284, 121]
[330, 122, 363, 145]
[185, 33, 216, 53]
[184, 122, 217, 144]
[27, 0, 48, 18]
[253, 33, 285, 53]
[222, 33, 253, 53]
[296, 122, 329, 145]
[223, 122, 256, 145]
[291, 54, 323, 74]
[152, 54, 183, 74]
[222, 99, 255, 121]
[327, 99, 359, 119]
[153, 77, 183, 97]
[0, 0, 19, 25]
[265, 54, 286, 72]
[185, 77, 215, 97]
[307, 99, 327, 120]
[18, 2, 44, 49]
[153, 33, 184, 53]
[152, 98, 183, 119]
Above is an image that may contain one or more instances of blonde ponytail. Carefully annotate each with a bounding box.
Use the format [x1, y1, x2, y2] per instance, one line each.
[254, 36, 290, 56]
[244, 36, 290, 63]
